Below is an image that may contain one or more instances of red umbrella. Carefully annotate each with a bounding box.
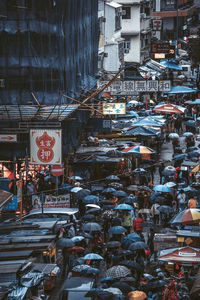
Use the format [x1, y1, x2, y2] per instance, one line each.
[153, 103, 185, 114]
[67, 246, 85, 253]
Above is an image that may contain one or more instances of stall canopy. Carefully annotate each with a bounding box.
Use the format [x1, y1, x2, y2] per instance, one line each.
[153, 103, 186, 114]
[122, 126, 160, 137]
[0, 190, 13, 211]
[160, 59, 183, 70]
[159, 246, 200, 265]
[165, 86, 198, 94]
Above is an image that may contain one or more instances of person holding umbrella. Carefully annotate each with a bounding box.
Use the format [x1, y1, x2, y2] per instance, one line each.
[122, 210, 133, 234]
[133, 214, 145, 236]
[177, 189, 186, 212]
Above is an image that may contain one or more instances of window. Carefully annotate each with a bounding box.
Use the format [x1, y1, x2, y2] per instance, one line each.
[124, 39, 131, 53]
[122, 7, 131, 19]
[166, 0, 175, 4]
[115, 8, 121, 31]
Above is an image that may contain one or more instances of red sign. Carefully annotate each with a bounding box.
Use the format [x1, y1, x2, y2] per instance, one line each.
[51, 165, 64, 177]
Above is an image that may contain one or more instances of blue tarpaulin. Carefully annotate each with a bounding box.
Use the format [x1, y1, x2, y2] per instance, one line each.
[123, 126, 160, 136]
[160, 60, 182, 70]
[166, 86, 198, 94]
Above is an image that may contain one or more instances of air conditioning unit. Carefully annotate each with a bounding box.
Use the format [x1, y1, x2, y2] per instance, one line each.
[124, 49, 129, 54]
[104, 52, 108, 57]
[140, 13, 146, 18]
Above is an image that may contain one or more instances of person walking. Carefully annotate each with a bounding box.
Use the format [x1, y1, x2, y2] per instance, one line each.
[122, 210, 133, 234]
[177, 189, 186, 212]
[133, 213, 145, 235]
[188, 197, 198, 209]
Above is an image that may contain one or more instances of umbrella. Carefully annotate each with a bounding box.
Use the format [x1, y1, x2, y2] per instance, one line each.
[108, 226, 127, 235]
[140, 221, 155, 228]
[59, 183, 72, 193]
[168, 133, 179, 139]
[173, 153, 187, 161]
[162, 166, 176, 176]
[183, 132, 194, 137]
[129, 111, 139, 117]
[79, 232, 93, 239]
[123, 126, 159, 137]
[126, 290, 147, 300]
[165, 85, 198, 94]
[169, 208, 200, 225]
[120, 260, 143, 272]
[157, 205, 174, 214]
[185, 120, 198, 127]
[102, 188, 116, 194]
[128, 242, 149, 251]
[71, 236, 85, 243]
[191, 98, 200, 105]
[56, 238, 75, 248]
[106, 149, 123, 157]
[109, 182, 123, 189]
[100, 199, 114, 205]
[67, 246, 85, 253]
[83, 253, 103, 260]
[82, 222, 102, 232]
[85, 289, 113, 299]
[138, 208, 151, 214]
[132, 168, 147, 174]
[127, 185, 139, 192]
[122, 145, 155, 155]
[111, 282, 135, 295]
[153, 185, 172, 193]
[106, 265, 131, 279]
[107, 241, 121, 249]
[70, 186, 83, 193]
[83, 195, 99, 204]
[121, 196, 137, 205]
[101, 277, 115, 283]
[112, 190, 128, 198]
[122, 234, 141, 249]
[70, 176, 83, 181]
[138, 186, 152, 192]
[81, 214, 96, 221]
[102, 205, 114, 210]
[120, 276, 137, 285]
[91, 185, 104, 192]
[105, 175, 120, 181]
[115, 204, 133, 210]
[72, 264, 99, 275]
[164, 182, 177, 188]
[76, 188, 91, 199]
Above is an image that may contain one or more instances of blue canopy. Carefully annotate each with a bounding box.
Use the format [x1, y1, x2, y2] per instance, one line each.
[131, 116, 163, 127]
[166, 85, 198, 94]
[160, 59, 182, 70]
[191, 99, 200, 105]
[123, 126, 160, 137]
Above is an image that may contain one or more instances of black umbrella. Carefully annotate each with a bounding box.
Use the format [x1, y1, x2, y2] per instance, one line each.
[81, 214, 96, 221]
[140, 221, 155, 228]
[112, 190, 128, 198]
[100, 199, 115, 205]
[107, 241, 121, 249]
[144, 279, 167, 291]
[128, 242, 149, 251]
[120, 260, 143, 272]
[102, 188, 116, 194]
[82, 222, 102, 232]
[108, 226, 127, 235]
[105, 175, 120, 181]
[106, 149, 123, 157]
[78, 232, 93, 239]
[56, 238, 75, 248]
[76, 189, 91, 200]
[138, 186, 152, 192]
[157, 205, 174, 214]
[111, 282, 135, 295]
[120, 276, 137, 285]
[109, 182, 123, 189]
[132, 168, 147, 174]
[85, 289, 113, 299]
[102, 205, 114, 210]
[121, 196, 137, 205]
[91, 185, 104, 192]
[83, 195, 99, 204]
[127, 185, 138, 192]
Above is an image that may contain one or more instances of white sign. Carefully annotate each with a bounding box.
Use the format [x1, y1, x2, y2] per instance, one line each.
[103, 103, 126, 115]
[30, 129, 62, 165]
[98, 80, 171, 95]
[178, 252, 196, 256]
[0, 134, 17, 142]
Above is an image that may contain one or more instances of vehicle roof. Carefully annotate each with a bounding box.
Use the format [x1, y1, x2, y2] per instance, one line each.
[62, 276, 94, 291]
[27, 207, 79, 216]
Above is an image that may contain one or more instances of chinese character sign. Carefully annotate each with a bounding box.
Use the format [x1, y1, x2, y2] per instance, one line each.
[30, 129, 62, 165]
[103, 103, 126, 115]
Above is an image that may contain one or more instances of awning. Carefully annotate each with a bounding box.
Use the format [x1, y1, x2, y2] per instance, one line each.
[0, 190, 13, 211]
[153, 103, 186, 114]
[159, 246, 200, 265]
[165, 85, 198, 94]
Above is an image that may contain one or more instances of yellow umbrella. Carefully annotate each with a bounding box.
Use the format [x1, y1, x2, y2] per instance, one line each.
[128, 290, 147, 300]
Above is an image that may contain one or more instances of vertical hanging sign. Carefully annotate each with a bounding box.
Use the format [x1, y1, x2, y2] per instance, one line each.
[30, 129, 62, 165]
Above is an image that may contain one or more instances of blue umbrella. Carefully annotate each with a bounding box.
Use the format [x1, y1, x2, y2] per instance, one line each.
[83, 253, 103, 260]
[70, 186, 83, 193]
[82, 222, 102, 232]
[183, 132, 194, 137]
[115, 204, 133, 210]
[153, 185, 172, 193]
[105, 175, 120, 181]
[191, 99, 200, 105]
[70, 176, 83, 181]
[71, 236, 85, 243]
[76, 189, 91, 199]
[121, 196, 138, 205]
[72, 264, 99, 275]
[108, 226, 127, 235]
[83, 195, 99, 204]
[129, 111, 139, 118]
[122, 233, 141, 249]
[157, 205, 174, 214]
[184, 120, 198, 127]
[173, 153, 187, 161]
[102, 187, 116, 194]
[91, 185, 104, 192]
[112, 190, 128, 198]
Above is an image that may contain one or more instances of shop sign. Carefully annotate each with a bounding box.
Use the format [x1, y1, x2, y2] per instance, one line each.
[30, 129, 62, 165]
[98, 80, 171, 94]
[152, 19, 162, 31]
[178, 252, 196, 256]
[103, 103, 126, 115]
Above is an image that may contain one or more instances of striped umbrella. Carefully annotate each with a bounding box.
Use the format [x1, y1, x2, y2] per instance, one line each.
[169, 208, 200, 225]
[122, 145, 155, 155]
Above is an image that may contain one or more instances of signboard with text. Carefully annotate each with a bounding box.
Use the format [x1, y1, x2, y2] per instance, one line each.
[98, 80, 171, 95]
[103, 103, 126, 115]
[30, 129, 62, 165]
